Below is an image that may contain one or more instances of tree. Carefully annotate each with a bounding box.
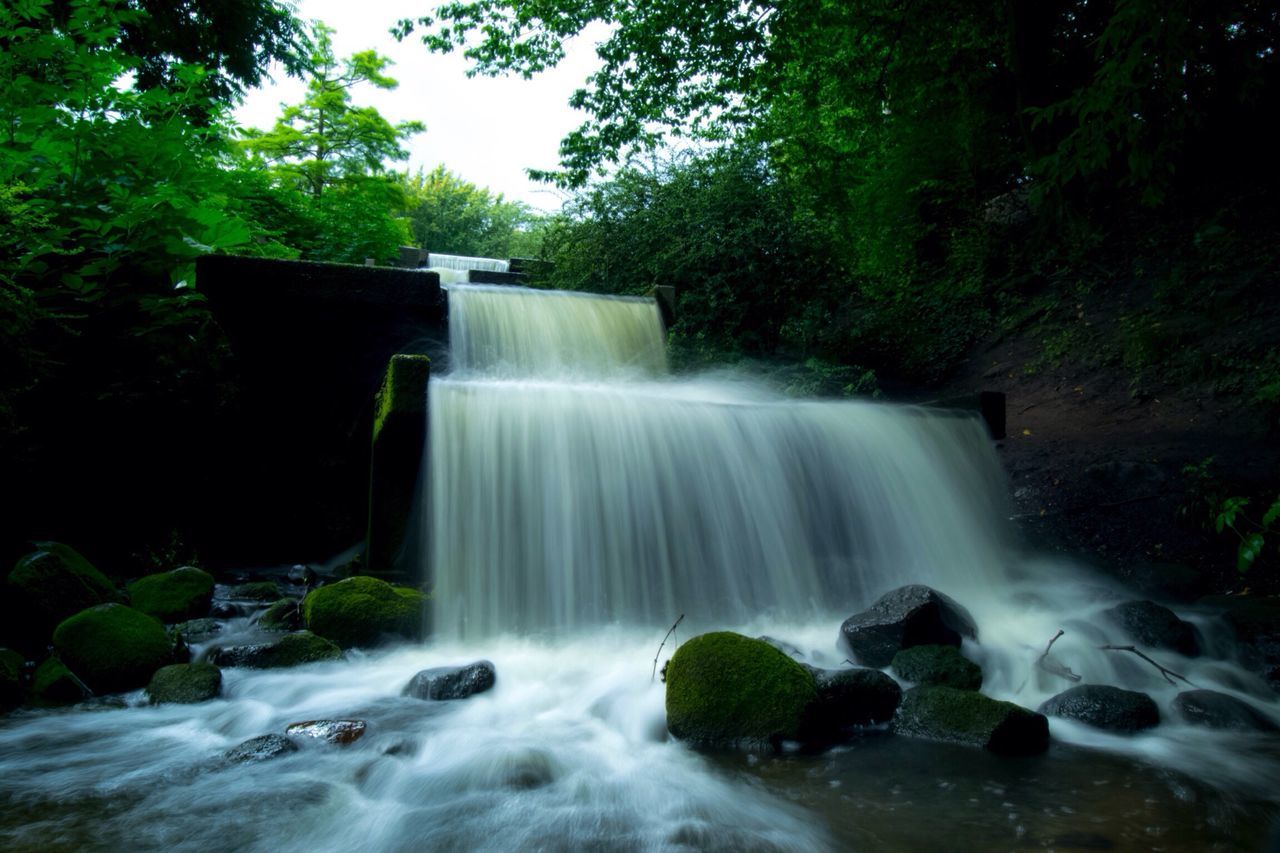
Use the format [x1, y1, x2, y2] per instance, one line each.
[402, 165, 539, 258]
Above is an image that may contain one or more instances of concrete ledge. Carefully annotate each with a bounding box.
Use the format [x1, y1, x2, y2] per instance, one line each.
[367, 355, 431, 579]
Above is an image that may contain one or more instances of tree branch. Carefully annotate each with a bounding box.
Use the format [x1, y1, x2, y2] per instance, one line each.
[652, 613, 685, 682]
[1036, 629, 1082, 682]
[1098, 644, 1194, 687]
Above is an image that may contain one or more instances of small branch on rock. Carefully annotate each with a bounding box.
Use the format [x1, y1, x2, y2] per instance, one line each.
[652, 614, 685, 682]
[1098, 644, 1194, 687]
[1037, 629, 1082, 682]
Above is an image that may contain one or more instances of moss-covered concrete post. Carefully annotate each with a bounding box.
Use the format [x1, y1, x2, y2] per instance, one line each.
[366, 354, 431, 579]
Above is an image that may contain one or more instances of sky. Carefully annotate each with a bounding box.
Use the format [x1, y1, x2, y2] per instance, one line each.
[234, 0, 607, 212]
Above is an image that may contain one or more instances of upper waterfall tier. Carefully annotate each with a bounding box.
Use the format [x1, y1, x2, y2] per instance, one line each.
[447, 284, 667, 378]
[426, 253, 510, 272]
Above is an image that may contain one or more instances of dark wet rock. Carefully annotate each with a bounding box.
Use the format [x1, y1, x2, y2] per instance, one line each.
[168, 628, 192, 665]
[1102, 600, 1199, 657]
[224, 734, 299, 763]
[256, 598, 302, 632]
[52, 603, 173, 694]
[302, 576, 426, 649]
[32, 657, 90, 704]
[172, 618, 223, 644]
[893, 685, 1049, 755]
[226, 581, 281, 601]
[1171, 689, 1278, 732]
[1201, 595, 1280, 690]
[6, 543, 118, 640]
[127, 567, 216, 624]
[664, 632, 817, 748]
[803, 666, 902, 733]
[288, 564, 319, 587]
[209, 602, 240, 619]
[146, 662, 222, 704]
[285, 719, 367, 745]
[210, 631, 342, 669]
[404, 660, 496, 701]
[1, 648, 24, 708]
[891, 644, 983, 690]
[1039, 684, 1159, 732]
[839, 585, 978, 667]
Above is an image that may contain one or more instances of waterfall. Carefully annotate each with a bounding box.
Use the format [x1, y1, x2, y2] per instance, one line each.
[426, 253, 511, 273]
[429, 284, 1013, 639]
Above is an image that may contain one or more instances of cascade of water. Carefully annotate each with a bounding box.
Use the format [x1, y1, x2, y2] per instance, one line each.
[426, 253, 511, 273]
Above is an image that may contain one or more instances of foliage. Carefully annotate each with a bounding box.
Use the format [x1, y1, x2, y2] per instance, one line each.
[1216, 495, 1280, 573]
[402, 165, 541, 258]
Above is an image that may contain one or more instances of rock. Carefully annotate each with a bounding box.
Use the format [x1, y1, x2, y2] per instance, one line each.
[224, 734, 299, 763]
[664, 632, 817, 748]
[52, 603, 173, 694]
[302, 576, 426, 648]
[1171, 689, 1278, 732]
[1, 648, 24, 709]
[1202, 595, 1280, 690]
[6, 543, 118, 639]
[893, 685, 1049, 755]
[285, 719, 367, 745]
[256, 598, 302, 632]
[403, 661, 496, 701]
[32, 657, 90, 704]
[210, 631, 341, 669]
[804, 666, 902, 733]
[209, 602, 240, 619]
[288, 564, 318, 587]
[127, 567, 216, 624]
[1102, 600, 1200, 657]
[146, 663, 222, 704]
[1038, 685, 1159, 732]
[226, 581, 281, 601]
[891, 645, 983, 690]
[839, 585, 978, 668]
[172, 618, 223, 644]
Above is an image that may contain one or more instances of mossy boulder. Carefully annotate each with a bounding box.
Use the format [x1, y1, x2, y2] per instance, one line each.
[52, 604, 173, 694]
[256, 598, 302, 632]
[146, 663, 222, 704]
[6, 543, 118, 639]
[891, 645, 983, 690]
[1, 648, 24, 709]
[210, 631, 341, 669]
[665, 632, 818, 748]
[127, 567, 215, 624]
[893, 685, 1049, 755]
[227, 581, 281, 602]
[32, 657, 90, 704]
[172, 618, 223, 644]
[302, 577, 425, 648]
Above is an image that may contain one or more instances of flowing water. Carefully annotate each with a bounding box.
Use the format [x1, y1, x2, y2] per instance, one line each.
[424, 253, 511, 286]
[2, 284, 1279, 851]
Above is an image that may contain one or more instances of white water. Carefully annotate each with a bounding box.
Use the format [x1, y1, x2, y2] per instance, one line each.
[426, 253, 510, 273]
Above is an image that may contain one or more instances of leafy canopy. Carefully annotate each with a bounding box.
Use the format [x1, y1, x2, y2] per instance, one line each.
[402, 166, 540, 259]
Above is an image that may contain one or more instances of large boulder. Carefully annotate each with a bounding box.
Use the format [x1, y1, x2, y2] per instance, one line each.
[1, 648, 24, 709]
[1102, 600, 1200, 657]
[893, 685, 1049, 755]
[52, 604, 173, 694]
[403, 661, 496, 701]
[127, 567, 216, 624]
[6, 543, 118, 639]
[1171, 689, 1278, 733]
[891, 645, 983, 690]
[146, 662, 222, 704]
[804, 666, 902, 734]
[665, 632, 817, 748]
[302, 576, 426, 648]
[1038, 685, 1159, 732]
[839, 585, 978, 667]
[32, 657, 90, 704]
[210, 631, 341, 669]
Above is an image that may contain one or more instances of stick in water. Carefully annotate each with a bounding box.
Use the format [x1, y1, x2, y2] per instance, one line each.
[1098, 644, 1195, 687]
[1037, 629, 1082, 682]
[652, 614, 685, 682]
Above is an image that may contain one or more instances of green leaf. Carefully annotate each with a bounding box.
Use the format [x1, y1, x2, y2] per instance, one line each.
[1238, 533, 1265, 573]
[1263, 498, 1280, 530]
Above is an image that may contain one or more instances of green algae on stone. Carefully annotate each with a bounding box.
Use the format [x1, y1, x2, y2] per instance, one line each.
[226, 581, 281, 601]
[665, 631, 818, 748]
[891, 645, 983, 691]
[52, 604, 173, 694]
[212, 631, 342, 669]
[32, 657, 90, 704]
[127, 567, 216, 623]
[256, 598, 302, 632]
[893, 685, 1048, 755]
[146, 662, 222, 704]
[7, 542, 118, 635]
[302, 577, 425, 648]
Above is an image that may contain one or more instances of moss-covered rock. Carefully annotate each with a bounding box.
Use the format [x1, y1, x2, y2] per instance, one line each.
[52, 604, 173, 694]
[146, 663, 222, 704]
[1, 647, 24, 709]
[32, 657, 90, 704]
[893, 685, 1049, 755]
[227, 581, 281, 601]
[891, 645, 983, 690]
[210, 631, 342, 669]
[173, 618, 223, 644]
[302, 577, 425, 648]
[6, 543, 118, 639]
[256, 598, 302, 632]
[665, 632, 818, 748]
[127, 567, 215, 624]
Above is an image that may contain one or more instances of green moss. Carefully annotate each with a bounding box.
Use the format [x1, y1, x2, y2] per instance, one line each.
[891, 645, 983, 691]
[32, 657, 89, 704]
[665, 631, 818, 747]
[52, 603, 173, 694]
[893, 685, 1048, 755]
[372, 354, 431, 442]
[302, 576, 426, 648]
[227, 581, 281, 601]
[7, 542, 118, 634]
[146, 663, 222, 704]
[241, 631, 342, 668]
[127, 567, 215, 623]
[257, 598, 301, 631]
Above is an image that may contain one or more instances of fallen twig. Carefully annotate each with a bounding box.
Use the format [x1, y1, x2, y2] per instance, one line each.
[1098, 644, 1194, 687]
[652, 614, 685, 682]
[1036, 629, 1082, 682]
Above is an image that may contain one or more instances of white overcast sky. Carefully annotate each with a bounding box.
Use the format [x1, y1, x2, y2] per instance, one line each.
[234, 0, 607, 212]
